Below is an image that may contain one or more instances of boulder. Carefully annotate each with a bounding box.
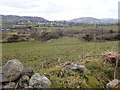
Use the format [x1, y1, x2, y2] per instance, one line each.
[3, 82, 16, 88]
[0, 59, 23, 83]
[65, 62, 86, 72]
[106, 79, 120, 88]
[29, 73, 51, 88]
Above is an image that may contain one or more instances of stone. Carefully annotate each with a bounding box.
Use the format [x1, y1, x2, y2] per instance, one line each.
[106, 79, 120, 88]
[18, 75, 29, 88]
[18, 75, 30, 88]
[3, 82, 16, 88]
[25, 86, 33, 88]
[65, 62, 86, 72]
[18, 82, 29, 88]
[19, 75, 29, 82]
[29, 73, 51, 88]
[0, 59, 23, 83]
[22, 67, 34, 77]
[0, 83, 2, 89]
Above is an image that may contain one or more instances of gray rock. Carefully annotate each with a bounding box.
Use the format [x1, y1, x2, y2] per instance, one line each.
[65, 63, 86, 72]
[18, 68, 34, 88]
[20, 75, 29, 82]
[22, 67, 34, 77]
[0, 59, 23, 83]
[18, 75, 29, 88]
[0, 83, 2, 89]
[29, 73, 51, 88]
[106, 79, 120, 88]
[3, 82, 16, 88]
[25, 86, 33, 88]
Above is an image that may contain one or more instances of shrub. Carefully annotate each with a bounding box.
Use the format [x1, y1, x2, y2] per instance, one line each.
[96, 34, 120, 41]
[2, 32, 10, 39]
[62, 30, 80, 37]
[7, 34, 21, 43]
[38, 31, 60, 41]
[82, 34, 94, 41]
[114, 34, 120, 40]
[109, 29, 114, 33]
[29, 31, 38, 38]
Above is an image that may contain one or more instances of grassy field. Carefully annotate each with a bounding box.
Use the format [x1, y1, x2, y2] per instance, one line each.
[2, 37, 118, 67]
[2, 37, 119, 88]
[35, 25, 118, 31]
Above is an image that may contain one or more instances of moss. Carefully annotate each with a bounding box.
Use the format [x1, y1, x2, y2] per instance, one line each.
[86, 75, 100, 88]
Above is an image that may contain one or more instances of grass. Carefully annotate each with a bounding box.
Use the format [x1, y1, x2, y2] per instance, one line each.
[2, 37, 118, 67]
[42, 59, 115, 88]
[2, 37, 119, 88]
[35, 25, 118, 31]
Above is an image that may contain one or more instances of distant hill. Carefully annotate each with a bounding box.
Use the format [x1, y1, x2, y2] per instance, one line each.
[1, 15, 49, 24]
[0, 15, 118, 24]
[101, 18, 118, 23]
[69, 17, 118, 24]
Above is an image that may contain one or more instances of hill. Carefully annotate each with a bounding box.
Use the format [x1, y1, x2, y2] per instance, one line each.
[1, 15, 118, 25]
[1, 15, 49, 24]
[69, 17, 117, 24]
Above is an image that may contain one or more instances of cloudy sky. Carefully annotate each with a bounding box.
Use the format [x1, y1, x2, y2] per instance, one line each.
[0, 0, 119, 20]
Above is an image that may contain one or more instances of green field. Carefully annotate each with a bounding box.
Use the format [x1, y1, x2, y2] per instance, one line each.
[35, 25, 118, 31]
[2, 37, 119, 88]
[2, 37, 118, 67]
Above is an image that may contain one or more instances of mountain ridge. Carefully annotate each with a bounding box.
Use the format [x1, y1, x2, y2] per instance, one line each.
[69, 17, 118, 24]
[0, 14, 49, 24]
[0, 15, 118, 24]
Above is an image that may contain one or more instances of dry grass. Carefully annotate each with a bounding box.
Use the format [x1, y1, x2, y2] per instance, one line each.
[104, 52, 120, 66]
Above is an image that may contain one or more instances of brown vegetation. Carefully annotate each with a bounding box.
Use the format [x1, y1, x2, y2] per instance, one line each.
[104, 52, 120, 66]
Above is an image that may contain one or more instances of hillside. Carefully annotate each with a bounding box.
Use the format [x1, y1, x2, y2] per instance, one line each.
[1, 15, 49, 24]
[69, 17, 118, 24]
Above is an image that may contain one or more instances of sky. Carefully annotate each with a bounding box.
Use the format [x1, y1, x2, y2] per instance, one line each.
[0, 0, 119, 20]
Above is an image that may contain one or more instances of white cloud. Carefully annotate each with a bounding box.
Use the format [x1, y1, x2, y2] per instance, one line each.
[0, 0, 119, 20]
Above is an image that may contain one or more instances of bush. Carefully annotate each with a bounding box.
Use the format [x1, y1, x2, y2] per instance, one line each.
[62, 30, 80, 37]
[29, 31, 39, 38]
[109, 29, 114, 33]
[96, 34, 120, 41]
[2, 32, 10, 39]
[7, 34, 21, 43]
[114, 34, 120, 40]
[38, 31, 60, 41]
[82, 34, 94, 41]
